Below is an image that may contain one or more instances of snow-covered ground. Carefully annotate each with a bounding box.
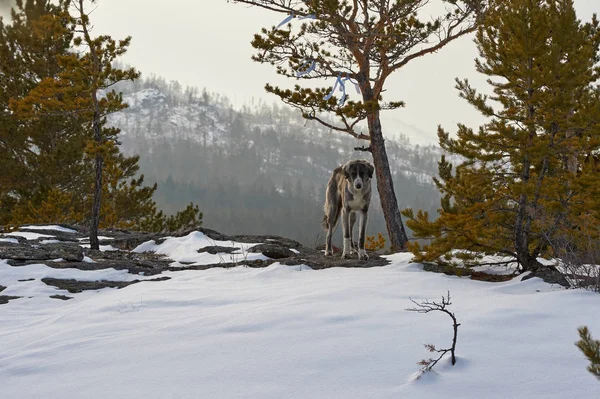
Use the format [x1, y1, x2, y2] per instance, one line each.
[1, 232, 599, 398]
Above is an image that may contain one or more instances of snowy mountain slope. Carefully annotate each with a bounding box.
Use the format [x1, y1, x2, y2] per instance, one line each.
[108, 81, 446, 184]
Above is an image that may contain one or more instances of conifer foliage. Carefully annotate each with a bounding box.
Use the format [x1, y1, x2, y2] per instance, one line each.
[232, 0, 486, 251]
[0, 0, 76, 223]
[1, 0, 203, 238]
[577, 326, 600, 380]
[403, 0, 600, 272]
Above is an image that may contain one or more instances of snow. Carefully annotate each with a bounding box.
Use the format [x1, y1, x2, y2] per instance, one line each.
[0, 248, 599, 398]
[4, 231, 55, 240]
[78, 236, 115, 241]
[133, 231, 269, 265]
[39, 239, 61, 245]
[0, 238, 19, 244]
[0, 259, 146, 298]
[79, 244, 119, 252]
[20, 225, 77, 234]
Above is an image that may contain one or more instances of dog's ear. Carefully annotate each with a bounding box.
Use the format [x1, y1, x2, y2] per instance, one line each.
[366, 162, 374, 178]
[342, 163, 352, 180]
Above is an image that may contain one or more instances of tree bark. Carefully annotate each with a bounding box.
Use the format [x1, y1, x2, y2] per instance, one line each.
[89, 103, 102, 250]
[90, 150, 102, 250]
[367, 109, 409, 251]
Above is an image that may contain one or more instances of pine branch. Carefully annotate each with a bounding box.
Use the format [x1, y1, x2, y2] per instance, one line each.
[576, 326, 600, 379]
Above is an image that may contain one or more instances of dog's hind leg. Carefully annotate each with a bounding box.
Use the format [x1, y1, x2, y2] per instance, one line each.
[324, 200, 341, 256]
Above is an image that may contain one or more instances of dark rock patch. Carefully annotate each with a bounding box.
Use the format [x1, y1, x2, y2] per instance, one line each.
[78, 250, 172, 275]
[42, 277, 134, 293]
[422, 262, 515, 282]
[50, 295, 73, 301]
[198, 246, 240, 255]
[41, 275, 171, 293]
[422, 262, 569, 285]
[169, 252, 391, 271]
[104, 232, 161, 251]
[192, 227, 230, 241]
[285, 252, 390, 269]
[0, 295, 20, 304]
[0, 242, 83, 262]
[522, 266, 570, 288]
[0, 285, 5, 293]
[235, 235, 304, 250]
[18, 278, 35, 282]
[248, 243, 295, 259]
[169, 259, 274, 271]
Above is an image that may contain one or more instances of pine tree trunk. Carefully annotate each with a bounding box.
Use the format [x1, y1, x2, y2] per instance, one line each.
[90, 151, 102, 250]
[80, 0, 102, 251]
[367, 110, 409, 252]
[89, 104, 102, 251]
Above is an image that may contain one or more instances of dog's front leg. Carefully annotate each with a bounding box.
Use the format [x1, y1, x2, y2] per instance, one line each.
[357, 210, 369, 260]
[349, 212, 357, 254]
[341, 207, 352, 259]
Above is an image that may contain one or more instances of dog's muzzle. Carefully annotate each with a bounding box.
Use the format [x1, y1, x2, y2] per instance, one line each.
[354, 178, 363, 190]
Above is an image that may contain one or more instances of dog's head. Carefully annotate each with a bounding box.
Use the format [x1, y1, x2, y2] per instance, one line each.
[342, 160, 374, 191]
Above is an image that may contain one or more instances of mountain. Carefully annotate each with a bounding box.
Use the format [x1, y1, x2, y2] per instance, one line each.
[109, 75, 444, 247]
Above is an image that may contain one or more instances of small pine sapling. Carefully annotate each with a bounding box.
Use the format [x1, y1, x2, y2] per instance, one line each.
[406, 291, 460, 373]
[576, 326, 600, 380]
[365, 233, 386, 252]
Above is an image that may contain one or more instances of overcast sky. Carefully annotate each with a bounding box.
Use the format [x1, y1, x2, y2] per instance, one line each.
[2, 0, 599, 145]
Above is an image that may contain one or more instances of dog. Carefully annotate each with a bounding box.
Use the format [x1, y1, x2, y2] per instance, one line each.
[322, 159, 374, 260]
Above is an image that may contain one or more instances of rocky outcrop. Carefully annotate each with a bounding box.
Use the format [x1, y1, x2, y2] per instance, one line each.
[0, 224, 391, 304]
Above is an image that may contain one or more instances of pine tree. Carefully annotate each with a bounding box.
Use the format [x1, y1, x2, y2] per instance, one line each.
[0, 0, 76, 223]
[70, 0, 140, 249]
[6, 0, 203, 235]
[403, 0, 600, 271]
[233, 0, 486, 251]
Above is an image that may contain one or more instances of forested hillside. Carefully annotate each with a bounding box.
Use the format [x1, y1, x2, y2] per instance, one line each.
[110, 76, 443, 246]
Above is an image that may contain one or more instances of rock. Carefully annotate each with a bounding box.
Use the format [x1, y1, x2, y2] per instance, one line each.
[169, 259, 273, 271]
[42, 278, 134, 293]
[0, 242, 83, 262]
[99, 229, 161, 250]
[37, 250, 173, 276]
[522, 266, 570, 288]
[235, 234, 304, 249]
[248, 243, 295, 259]
[0, 295, 20, 305]
[198, 246, 240, 255]
[0, 224, 392, 300]
[284, 252, 390, 269]
[41, 275, 171, 293]
[50, 295, 73, 301]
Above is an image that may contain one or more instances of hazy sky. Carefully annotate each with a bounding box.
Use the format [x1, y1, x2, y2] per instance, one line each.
[2, 0, 599, 145]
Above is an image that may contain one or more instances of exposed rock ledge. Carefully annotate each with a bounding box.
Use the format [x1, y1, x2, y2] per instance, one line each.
[0, 225, 390, 303]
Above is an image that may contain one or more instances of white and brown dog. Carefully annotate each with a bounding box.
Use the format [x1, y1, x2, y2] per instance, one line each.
[322, 159, 374, 260]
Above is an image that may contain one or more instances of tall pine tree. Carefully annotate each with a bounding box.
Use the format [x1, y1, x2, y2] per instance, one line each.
[403, 0, 600, 272]
[0, 0, 77, 223]
[233, 0, 486, 251]
[5, 0, 203, 235]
